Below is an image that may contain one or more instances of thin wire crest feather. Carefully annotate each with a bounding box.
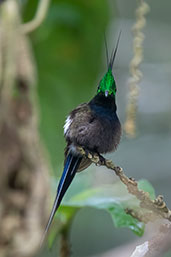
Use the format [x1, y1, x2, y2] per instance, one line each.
[104, 31, 121, 70]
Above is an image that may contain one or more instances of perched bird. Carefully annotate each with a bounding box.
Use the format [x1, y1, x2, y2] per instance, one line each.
[43, 34, 122, 241]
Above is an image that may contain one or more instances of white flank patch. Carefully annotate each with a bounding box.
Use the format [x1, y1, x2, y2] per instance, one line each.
[64, 115, 72, 135]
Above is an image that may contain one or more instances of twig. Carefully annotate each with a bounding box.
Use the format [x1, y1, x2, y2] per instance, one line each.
[21, 0, 51, 34]
[77, 147, 171, 223]
[60, 232, 70, 257]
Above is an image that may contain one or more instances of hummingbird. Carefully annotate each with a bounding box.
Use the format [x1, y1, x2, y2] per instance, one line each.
[43, 33, 122, 241]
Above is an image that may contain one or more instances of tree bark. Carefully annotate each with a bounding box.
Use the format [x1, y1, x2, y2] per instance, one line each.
[0, 0, 49, 256]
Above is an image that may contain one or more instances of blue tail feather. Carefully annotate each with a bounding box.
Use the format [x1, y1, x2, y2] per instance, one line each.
[42, 153, 82, 243]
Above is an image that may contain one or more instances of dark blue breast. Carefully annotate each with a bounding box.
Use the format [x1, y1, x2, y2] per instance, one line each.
[90, 104, 118, 122]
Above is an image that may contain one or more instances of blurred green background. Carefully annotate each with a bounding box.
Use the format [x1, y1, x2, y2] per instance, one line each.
[22, 0, 171, 256]
[23, 0, 110, 171]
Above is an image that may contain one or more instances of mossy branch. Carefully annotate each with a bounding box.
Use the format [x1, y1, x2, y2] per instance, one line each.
[77, 147, 171, 224]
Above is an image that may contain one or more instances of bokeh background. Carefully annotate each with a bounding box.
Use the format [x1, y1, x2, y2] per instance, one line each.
[22, 0, 171, 256]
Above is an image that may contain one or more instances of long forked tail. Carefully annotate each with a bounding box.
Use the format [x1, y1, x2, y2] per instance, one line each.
[41, 153, 82, 244]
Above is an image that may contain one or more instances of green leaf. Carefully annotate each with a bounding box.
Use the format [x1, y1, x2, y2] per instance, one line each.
[138, 179, 156, 200]
[23, 0, 109, 172]
[48, 226, 59, 249]
[48, 205, 78, 248]
[48, 173, 156, 245]
[108, 204, 144, 236]
[58, 179, 144, 236]
[58, 205, 78, 223]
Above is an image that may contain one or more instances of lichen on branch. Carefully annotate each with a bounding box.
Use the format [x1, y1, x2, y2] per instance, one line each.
[77, 146, 171, 224]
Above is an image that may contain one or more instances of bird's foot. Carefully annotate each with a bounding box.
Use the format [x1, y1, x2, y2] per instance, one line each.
[76, 146, 105, 166]
[87, 151, 99, 164]
[76, 146, 93, 158]
[98, 154, 106, 165]
[76, 146, 86, 155]
[84, 149, 105, 166]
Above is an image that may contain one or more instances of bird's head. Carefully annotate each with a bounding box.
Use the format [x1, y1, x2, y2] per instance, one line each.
[97, 31, 121, 98]
[97, 68, 116, 97]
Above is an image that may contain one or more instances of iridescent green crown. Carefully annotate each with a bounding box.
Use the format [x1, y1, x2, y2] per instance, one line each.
[97, 68, 116, 97]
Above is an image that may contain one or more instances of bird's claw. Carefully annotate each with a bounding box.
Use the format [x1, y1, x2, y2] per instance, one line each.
[86, 150, 105, 166]
[76, 146, 86, 155]
[76, 146, 105, 166]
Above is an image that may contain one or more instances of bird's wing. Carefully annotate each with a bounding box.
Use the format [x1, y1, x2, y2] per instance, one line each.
[64, 103, 93, 172]
[64, 103, 93, 138]
[64, 103, 87, 136]
[77, 157, 91, 172]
